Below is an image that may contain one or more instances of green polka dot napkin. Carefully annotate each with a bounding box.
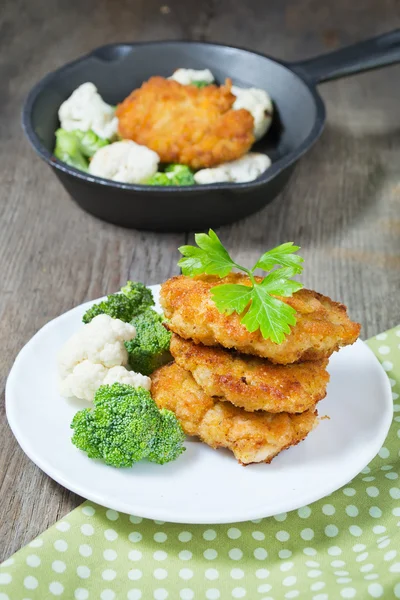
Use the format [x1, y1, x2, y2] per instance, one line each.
[1, 327, 400, 600]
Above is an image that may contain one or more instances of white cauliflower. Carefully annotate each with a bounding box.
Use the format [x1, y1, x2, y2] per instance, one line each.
[60, 360, 108, 401]
[88, 140, 159, 184]
[60, 361, 151, 402]
[103, 366, 150, 390]
[169, 68, 215, 85]
[194, 152, 271, 185]
[58, 314, 135, 378]
[231, 85, 273, 140]
[58, 314, 151, 401]
[58, 82, 119, 140]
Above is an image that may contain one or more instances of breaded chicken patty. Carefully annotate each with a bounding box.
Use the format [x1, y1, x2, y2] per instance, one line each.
[170, 334, 329, 413]
[151, 363, 318, 465]
[116, 77, 255, 169]
[161, 275, 361, 364]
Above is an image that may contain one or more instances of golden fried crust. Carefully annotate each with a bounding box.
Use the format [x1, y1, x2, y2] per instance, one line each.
[161, 274, 361, 364]
[170, 334, 329, 413]
[116, 77, 255, 169]
[151, 363, 318, 465]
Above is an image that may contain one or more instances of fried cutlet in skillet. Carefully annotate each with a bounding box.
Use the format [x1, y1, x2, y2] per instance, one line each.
[116, 77, 255, 169]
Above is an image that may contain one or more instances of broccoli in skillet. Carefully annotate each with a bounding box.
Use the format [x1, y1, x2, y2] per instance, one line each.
[164, 164, 196, 185]
[82, 281, 154, 324]
[145, 172, 172, 186]
[73, 129, 110, 157]
[191, 80, 211, 88]
[146, 164, 195, 186]
[54, 129, 89, 171]
[54, 128, 109, 172]
[125, 309, 172, 376]
[71, 383, 185, 467]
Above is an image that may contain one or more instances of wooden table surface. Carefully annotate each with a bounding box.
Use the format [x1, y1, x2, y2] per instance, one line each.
[1, 0, 400, 561]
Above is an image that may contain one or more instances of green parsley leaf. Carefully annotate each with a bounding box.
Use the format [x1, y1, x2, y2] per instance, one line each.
[259, 269, 304, 297]
[211, 270, 302, 344]
[240, 283, 297, 344]
[178, 229, 236, 277]
[177, 232, 304, 344]
[211, 284, 252, 315]
[254, 242, 304, 275]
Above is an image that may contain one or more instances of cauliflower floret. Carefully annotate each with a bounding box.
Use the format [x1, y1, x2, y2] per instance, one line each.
[58, 314, 152, 401]
[60, 360, 108, 401]
[58, 82, 118, 140]
[169, 68, 215, 85]
[231, 86, 273, 140]
[194, 152, 271, 184]
[58, 314, 136, 378]
[60, 362, 150, 401]
[103, 366, 151, 390]
[88, 140, 159, 184]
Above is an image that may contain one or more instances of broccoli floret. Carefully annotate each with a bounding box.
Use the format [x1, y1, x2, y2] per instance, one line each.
[82, 294, 134, 324]
[54, 128, 109, 171]
[145, 172, 172, 186]
[125, 309, 172, 376]
[73, 129, 109, 157]
[82, 281, 154, 324]
[191, 80, 211, 88]
[54, 129, 89, 171]
[70, 409, 103, 459]
[148, 408, 186, 464]
[164, 164, 195, 186]
[120, 281, 154, 308]
[146, 164, 195, 187]
[71, 383, 185, 467]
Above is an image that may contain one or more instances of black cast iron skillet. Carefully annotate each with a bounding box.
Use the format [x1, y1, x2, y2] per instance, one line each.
[22, 31, 400, 232]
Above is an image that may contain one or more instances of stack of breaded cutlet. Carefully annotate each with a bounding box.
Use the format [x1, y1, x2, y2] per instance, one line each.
[151, 274, 361, 465]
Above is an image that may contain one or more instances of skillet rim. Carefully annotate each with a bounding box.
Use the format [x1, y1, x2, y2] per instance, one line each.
[21, 39, 326, 193]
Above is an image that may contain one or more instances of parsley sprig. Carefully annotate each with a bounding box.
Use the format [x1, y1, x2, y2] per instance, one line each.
[178, 230, 304, 344]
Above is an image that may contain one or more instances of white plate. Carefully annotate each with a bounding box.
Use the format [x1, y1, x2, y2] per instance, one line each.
[6, 286, 393, 524]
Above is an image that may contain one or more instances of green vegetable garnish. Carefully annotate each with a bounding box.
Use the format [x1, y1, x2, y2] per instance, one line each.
[178, 230, 304, 344]
[146, 172, 172, 186]
[73, 129, 109, 157]
[125, 309, 172, 376]
[164, 164, 196, 185]
[146, 164, 195, 186]
[71, 383, 185, 467]
[82, 281, 154, 324]
[54, 128, 109, 171]
[54, 129, 89, 171]
[191, 80, 211, 88]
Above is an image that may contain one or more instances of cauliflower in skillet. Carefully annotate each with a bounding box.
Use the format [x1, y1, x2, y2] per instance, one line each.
[231, 85, 273, 140]
[169, 68, 215, 86]
[58, 82, 118, 140]
[194, 152, 271, 184]
[89, 140, 160, 184]
[58, 314, 150, 401]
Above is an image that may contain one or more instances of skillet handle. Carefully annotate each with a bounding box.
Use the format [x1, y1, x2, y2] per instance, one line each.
[291, 29, 400, 84]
